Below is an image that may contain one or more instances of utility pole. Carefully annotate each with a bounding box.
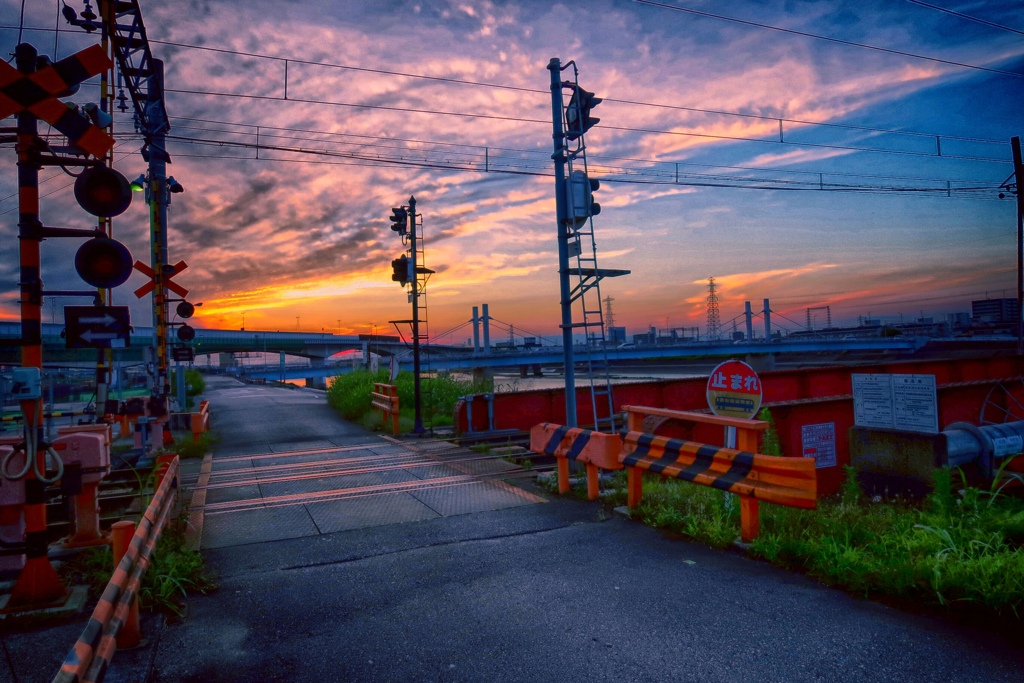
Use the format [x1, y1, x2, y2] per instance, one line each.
[409, 195, 425, 434]
[548, 58, 577, 427]
[1012, 137, 1023, 356]
[145, 60, 172, 427]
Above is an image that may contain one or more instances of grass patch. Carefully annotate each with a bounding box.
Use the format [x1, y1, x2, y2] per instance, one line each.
[170, 430, 218, 459]
[578, 464, 1024, 620]
[327, 369, 491, 432]
[57, 516, 216, 621]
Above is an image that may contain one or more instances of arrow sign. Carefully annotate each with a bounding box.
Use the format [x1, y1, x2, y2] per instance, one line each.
[65, 305, 131, 349]
[79, 314, 118, 326]
[133, 259, 189, 298]
[0, 45, 115, 158]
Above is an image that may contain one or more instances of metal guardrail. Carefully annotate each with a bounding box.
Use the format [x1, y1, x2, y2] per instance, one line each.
[53, 456, 179, 683]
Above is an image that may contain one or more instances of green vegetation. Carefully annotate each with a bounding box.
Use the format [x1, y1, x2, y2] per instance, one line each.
[171, 430, 217, 459]
[58, 509, 216, 621]
[581, 463, 1024, 621]
[326, 369, 492, 431]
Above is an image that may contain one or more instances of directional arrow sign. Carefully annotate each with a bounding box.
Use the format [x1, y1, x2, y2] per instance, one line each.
[65, 305, 131, 349]
[133, 260, 189, 298]
[0, 45, 115, 158]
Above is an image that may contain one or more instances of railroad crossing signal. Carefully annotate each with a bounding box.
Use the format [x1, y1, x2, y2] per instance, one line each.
[64, 305, 131, 349]
[0, 44, 115, 158]
[75, 237, 134, 288]
[133, 260, 189, 298]
[74, 165, 133, 217]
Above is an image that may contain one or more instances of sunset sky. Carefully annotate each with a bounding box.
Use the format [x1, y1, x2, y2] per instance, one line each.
[1, 0, 1021, 343]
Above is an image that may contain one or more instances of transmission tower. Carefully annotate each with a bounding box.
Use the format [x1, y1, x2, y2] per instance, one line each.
[706, 277, 721, 340]
[603, 295, 616, 335]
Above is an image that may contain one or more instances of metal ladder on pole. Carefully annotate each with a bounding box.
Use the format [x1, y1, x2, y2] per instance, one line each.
[561, 78, 625, 433]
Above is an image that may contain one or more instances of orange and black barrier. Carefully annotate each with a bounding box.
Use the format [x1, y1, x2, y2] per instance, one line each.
[372, 383, 400, 436]
[620, 431, 817, 541]
[54, 455, 179, 683]
[529, 423, 622, 500]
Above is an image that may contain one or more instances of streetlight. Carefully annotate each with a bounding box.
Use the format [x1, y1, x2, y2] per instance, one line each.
[241, 311, 246, 331]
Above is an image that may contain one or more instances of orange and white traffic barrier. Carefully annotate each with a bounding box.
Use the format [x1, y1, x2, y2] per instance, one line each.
[529, 423, 623, 500]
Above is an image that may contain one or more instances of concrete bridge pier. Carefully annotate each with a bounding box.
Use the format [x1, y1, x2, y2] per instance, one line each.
[532, 364, 543, 377]
[306, 358, 328, 389]
[473, 367, 493, 385]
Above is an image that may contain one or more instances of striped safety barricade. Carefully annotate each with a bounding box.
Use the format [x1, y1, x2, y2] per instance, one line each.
[529, 423, 623, 500]
[619, 431, 817, 542]
[54, 455, 179, 683]
[371, 383, 400, 436]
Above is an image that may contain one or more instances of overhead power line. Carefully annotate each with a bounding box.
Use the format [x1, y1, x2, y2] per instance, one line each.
[632, 0, 1024, 79]
[161, 87, 1009, 164]
[155, 131, 1004, 199]
[902, 0, 1024, 36]
[3, 25, 1010, 150]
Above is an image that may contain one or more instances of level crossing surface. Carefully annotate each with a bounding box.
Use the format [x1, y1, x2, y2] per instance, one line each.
[4, 375, 1024, 682]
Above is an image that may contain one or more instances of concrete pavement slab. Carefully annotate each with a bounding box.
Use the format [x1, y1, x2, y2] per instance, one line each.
[201, 504, 320, 549]
[306, 492, 441, 533]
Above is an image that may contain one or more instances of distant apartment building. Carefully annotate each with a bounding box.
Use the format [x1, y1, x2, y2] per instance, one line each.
[972, 298, 1020, 325]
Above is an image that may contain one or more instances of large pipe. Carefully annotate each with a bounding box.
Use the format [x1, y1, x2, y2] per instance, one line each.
[945, 421, 1024, 475]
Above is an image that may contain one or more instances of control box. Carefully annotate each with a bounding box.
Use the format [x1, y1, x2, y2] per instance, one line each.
[10, 367, 41, 400]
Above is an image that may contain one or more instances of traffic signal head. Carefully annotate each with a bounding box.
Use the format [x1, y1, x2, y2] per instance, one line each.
[391, 255, 411, 286]
[566, 169, 601, 226]
[565, 85, 601, 141]
[176, 301, 196, 319]
[75, 237, 133, 288]
[74, 165, 133, 217]
[390, 207, 408, 234]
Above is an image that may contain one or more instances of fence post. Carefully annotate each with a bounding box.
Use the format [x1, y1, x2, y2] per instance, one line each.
[110, 520, 140, 649]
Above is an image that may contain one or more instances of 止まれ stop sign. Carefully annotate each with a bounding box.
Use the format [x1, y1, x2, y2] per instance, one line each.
[706, 359, 762, 420]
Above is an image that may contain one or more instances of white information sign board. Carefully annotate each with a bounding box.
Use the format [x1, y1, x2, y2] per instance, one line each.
[801, 422, 837, 468]
[851, 373, 894, 429]
[851, 373, 938, 434]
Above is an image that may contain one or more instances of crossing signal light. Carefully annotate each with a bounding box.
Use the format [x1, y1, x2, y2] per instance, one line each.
[390, 207, 408, 234]
[176, 301, 195, 319]
[75, 237, 133, 288]
[565, 85, 601, 141]
[177, 324, 196, 342]
[391, 255, 411, 286]
[567, 169, 601, 226]
[74, 165, 133, 217]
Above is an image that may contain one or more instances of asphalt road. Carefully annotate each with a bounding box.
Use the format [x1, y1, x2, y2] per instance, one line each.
[5, 375, 1023, 682]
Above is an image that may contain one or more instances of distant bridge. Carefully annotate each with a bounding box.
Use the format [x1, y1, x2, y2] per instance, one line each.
[0, 322, 937, 381]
